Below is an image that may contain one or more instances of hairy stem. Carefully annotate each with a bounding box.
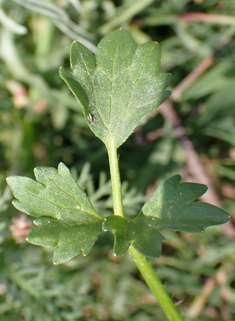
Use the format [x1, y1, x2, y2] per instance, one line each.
[107, 143, 124, 217]
[129, 246, 184, 321]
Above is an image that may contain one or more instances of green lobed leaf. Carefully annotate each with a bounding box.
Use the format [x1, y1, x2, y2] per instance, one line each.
[103, 215, 164, 258]
[138, 175, 230, 233]
[59, 28, 171, 149]
[7, 162, 104, 264]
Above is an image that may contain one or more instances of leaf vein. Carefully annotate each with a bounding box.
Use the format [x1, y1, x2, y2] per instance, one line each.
[20, 188, 96, 218]
[108, 39, 119, 127]
[48, 176, 82, 207]
[80, 55, 109, 131]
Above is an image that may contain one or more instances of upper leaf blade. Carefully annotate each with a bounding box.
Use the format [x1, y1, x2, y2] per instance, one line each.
[129, 42, 161, 82]
[60, 28, 171, 148]
[140, 175, 230, 233]
[96, 28, 137, 79]
[7, 162, 104, 264]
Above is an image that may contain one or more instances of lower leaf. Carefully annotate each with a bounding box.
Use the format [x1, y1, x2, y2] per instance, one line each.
[7, 162, 104, 264]
[27, 217, 103, 264]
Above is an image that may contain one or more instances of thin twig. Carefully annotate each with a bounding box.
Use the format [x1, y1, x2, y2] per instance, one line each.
[158, 99, 220, 206]
[171, 55, 214, 101]
[179, 12, 235, 25]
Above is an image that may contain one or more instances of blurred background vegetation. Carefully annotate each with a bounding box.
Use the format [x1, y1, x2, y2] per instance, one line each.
[0, 0, 235, 320]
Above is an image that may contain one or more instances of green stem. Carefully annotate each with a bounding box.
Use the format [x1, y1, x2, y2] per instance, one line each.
[107, 144, 184, 321]
[129, 246, 184, 321]
[107, 143, 124, 217]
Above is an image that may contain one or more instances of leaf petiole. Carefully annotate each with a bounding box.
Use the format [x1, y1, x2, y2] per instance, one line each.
[107, 142, 125, 218]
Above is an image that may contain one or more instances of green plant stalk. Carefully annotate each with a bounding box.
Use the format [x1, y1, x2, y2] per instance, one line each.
[129, 246, 184, 321]
[108, 145, 184, 321]
[107, 142, 125, 218]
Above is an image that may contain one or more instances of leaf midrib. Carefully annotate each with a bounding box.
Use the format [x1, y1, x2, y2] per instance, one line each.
[19, 187, 98, 220]
[80, 53, 109, 131]
[108, 38, 119, 127]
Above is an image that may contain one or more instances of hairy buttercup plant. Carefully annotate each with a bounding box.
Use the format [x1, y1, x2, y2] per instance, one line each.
[7, 29, 230, 320]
